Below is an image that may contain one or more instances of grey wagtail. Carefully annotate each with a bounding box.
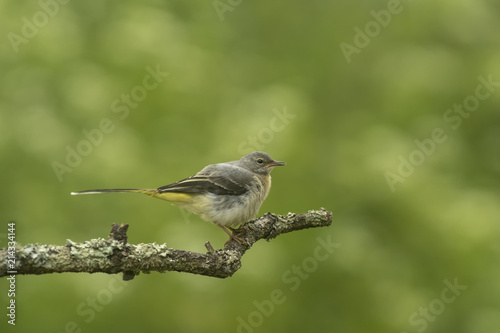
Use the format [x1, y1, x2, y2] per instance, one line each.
[71, 151, 285, 245]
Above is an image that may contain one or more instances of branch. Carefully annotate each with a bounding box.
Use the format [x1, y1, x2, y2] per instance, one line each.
[0, 209, 332, 280]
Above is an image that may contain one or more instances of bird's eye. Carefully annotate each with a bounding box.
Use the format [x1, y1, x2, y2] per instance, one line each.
[257, 158, 264, 164]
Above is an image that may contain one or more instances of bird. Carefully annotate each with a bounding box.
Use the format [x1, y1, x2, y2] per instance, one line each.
[71, 151, 285, 245]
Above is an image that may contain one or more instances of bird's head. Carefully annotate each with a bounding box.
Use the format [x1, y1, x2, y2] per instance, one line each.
[240, 151, 285, 175]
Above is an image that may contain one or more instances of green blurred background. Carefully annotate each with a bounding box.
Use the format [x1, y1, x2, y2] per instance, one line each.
[1, 0, 500, 332]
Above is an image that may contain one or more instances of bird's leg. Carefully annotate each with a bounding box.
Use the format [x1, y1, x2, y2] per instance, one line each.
[228, 225, 249, 234]
[217, 225, 250, 246]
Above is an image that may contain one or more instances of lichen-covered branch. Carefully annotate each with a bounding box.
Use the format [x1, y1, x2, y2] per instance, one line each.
[0, 209, 332, 280]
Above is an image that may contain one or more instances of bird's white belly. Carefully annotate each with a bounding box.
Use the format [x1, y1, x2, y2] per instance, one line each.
[196, 192, 263, 227]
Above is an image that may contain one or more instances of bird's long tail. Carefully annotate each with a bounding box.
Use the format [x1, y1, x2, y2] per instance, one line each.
[71, 189, 156, 196]
[71, 188, 195, 203]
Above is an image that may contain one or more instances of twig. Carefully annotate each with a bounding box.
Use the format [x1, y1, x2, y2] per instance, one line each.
[0, 209, 332, 280]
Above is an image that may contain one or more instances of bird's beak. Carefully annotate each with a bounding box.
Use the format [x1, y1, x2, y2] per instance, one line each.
[268, 160, 286, 167]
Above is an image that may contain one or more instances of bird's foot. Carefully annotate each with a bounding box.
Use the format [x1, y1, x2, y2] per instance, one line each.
[225, 233, 250, 247]
[217, 225, 250, 247]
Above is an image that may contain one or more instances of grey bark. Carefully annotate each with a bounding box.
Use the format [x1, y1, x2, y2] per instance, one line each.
[0, 209, 332, 280]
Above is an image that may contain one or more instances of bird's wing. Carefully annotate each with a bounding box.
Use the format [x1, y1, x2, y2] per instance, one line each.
[157, 164, 252, 196]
